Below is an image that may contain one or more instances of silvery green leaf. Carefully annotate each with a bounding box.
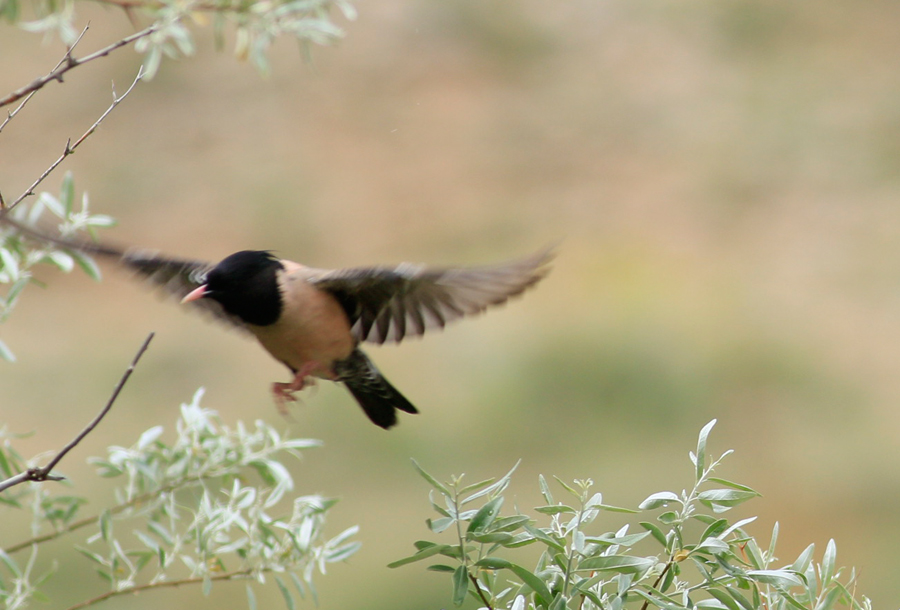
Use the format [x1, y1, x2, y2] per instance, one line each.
[451, 565, 468, 607]
[697, 489, 759, 512]
[791, 543, 815, 574]
[0, 548, 21, 577]
[86, 215, 116, 228]
[658, 511, 679, 524]
[585, 530, 651, 547]
[326, 541, 360, 562]
[282, 438, 322, 450]
[706, 589, 742, 610]
[275, 575, 296, 610]
[468, 532, 514, 544]
[71, 251, 102, 281]
[523, 524, 565, 551]
[724, 586, 755, 610]
[695, 419, 717, 480]
[411, 460, 451, 497]
[488, 515, 530, 533]
[0, 248, 19, 280]
[138, 426, 164, 450]
[387, 542, 448, 568]
[694, 537, 729, 556]
[427, 517, 454, 533]
[695, 599, 730, 610]
[74, 546, 105, 567]
[820, 539, 837, 587]
[457, 477, 494, 499]
[639, 491, 680, 510]
[40, 191, 65, 218]
[719, 516, 758, 540]
[539, 474, 554, 504]
[246, 584, 257, 610]
[699, 518, 728, 542]
[707, 477, 759, 494]
[142, 47, 163, 80]
[290, 573, 306, 599]
[47, 250, 74, 272]
[817, 584, 843, 610]
[99, 510, 112, 542]
[535, 505, 576, 515]
[578, 555, 656, 575]
[746, 569, 803, 588]
[60, 172, 75, 215]
[0, 339, 15, 362]
[640, 521, 667, 546]
[461, 460, 519, 504]
[553, 476, 580, 498]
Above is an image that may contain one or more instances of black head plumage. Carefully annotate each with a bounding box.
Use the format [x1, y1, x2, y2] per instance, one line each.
[203, 250, 284, 326]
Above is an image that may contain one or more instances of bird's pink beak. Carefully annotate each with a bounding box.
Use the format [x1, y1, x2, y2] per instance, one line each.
[181, 285, 208, 304]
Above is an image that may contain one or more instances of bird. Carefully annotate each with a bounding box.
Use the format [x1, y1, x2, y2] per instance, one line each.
[1, 212, 554, 428]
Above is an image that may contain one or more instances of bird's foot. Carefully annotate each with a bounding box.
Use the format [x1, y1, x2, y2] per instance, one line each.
[271, 363, 319, 416]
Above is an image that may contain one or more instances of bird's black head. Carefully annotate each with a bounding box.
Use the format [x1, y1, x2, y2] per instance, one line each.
[203, 250, 284, 326]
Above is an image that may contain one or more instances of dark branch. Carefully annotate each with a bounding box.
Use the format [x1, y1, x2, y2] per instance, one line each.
[0, 26, 91, 134]
[5, 66, 144, 213]
[468, 571, 494, 610]
[64, 568, 256, 610]
[0, 332, 154, 494]
[0, 25, 156, 109]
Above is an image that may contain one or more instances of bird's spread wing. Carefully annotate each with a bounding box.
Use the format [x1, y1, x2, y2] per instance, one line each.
[117, 251, 250, 332]
[309, 247, 554, 345]
[0, 213, 250, 332]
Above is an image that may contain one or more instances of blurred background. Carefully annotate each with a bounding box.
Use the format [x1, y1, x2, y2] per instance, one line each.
[3, 0, 900, 607]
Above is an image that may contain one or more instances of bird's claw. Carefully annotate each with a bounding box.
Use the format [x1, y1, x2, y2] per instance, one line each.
[271, 363, 319, 417]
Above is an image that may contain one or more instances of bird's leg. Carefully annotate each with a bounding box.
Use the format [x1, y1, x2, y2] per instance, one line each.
[272, 362, 319, 415]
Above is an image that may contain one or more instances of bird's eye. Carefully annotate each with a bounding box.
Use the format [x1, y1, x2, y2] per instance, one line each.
[189, 269, 208, 285]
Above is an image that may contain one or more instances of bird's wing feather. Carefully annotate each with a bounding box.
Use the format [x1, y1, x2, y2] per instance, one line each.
[0, 213, 251, 332]
[118, 251, 251, 332]
[309, 247, 554, 344]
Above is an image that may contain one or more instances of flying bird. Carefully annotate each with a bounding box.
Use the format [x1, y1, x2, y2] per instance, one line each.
[1, 213, 553, 428]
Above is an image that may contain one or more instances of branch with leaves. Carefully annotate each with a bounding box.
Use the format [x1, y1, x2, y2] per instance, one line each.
[0, 25, 153, 109]
[0, 175, 116, 360]
[4, 0, 356, 78]
[0, 389, 359, 610]
[393, 421, 871, 610]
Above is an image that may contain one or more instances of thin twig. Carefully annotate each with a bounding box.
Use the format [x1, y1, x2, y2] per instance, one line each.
[4, 481, 178, 554]
[64, 568, 256, 610]
[468, 571, 494, 610]
[639, 558, 674, 610]
[0, 26, 91, 134]
[0, 25, 156, 109]
[0, 332, 154, 494]
[5, 66, 145, 213]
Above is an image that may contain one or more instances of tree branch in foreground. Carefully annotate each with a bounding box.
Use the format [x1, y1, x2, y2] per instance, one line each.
[0, 25, 156, 109]
[0, 26, 90, 135]
[5, 65, 145, 213]
[0, 332, 154, 493]
[64, 568, 256, 610]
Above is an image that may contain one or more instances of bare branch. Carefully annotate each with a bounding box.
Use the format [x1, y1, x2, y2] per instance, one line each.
[0, 26, 91, 134]
[0, 25, 156, 109]
[0, 332, 154, 494]
[5, 66, 145, 213]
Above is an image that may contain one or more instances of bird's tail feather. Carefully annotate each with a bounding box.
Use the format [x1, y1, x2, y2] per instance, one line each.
[336, 349, 418, 429]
